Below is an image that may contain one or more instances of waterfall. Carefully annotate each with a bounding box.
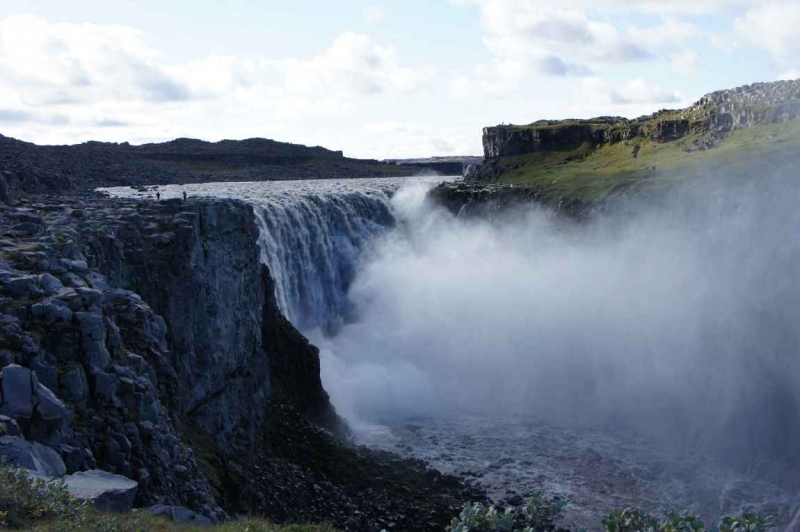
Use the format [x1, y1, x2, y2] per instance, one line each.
[251, 188, 397, 333]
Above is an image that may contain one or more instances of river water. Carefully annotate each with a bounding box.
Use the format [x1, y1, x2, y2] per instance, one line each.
[101, 177, 799, 530]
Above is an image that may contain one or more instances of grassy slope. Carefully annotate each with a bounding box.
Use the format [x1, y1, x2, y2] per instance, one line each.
[27, 511, 339, 532]
[488, 120, 800, 201]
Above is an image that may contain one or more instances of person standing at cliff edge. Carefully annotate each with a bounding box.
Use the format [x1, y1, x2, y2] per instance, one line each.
[183, 191, 187, 202]
[156, 191, 160, 201]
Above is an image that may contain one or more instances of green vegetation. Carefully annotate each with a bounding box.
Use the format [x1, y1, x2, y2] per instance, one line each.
[27, 514, 339, 532]
[603, 508, 770, 532]
[447, 497, 771, 532]
[1, 464, 771, 532]
[447, 493, 568, 532]
[487, 120, 800, 202]
[0, 465, 87, 529]
[0, 464, 337, 532]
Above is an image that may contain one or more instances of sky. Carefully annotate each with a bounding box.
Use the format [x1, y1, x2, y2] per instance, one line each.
[0, 0, 797, 158]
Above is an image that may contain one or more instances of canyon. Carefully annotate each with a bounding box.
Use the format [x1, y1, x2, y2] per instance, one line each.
[3, 78, 800, 532]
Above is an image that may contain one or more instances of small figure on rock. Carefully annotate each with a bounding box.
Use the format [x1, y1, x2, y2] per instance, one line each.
[183, 191, 187, 202]
[156, 192, 161, 201]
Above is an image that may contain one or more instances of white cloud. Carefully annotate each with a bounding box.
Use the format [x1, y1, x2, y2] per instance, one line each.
[0, 14, 429, 143]
[470, 2, 651, 78]
[582, 77, 686, 106]
[362, 122, 477, 158]
[669, 49, 699, 75]
[362, 5, 385, 23]
[778, 70, 800, 81]
[279, 32, 428, 97]
[447, 0, 716, 99]
[0, 14, 189, 109]
[731, 2, 800, 63]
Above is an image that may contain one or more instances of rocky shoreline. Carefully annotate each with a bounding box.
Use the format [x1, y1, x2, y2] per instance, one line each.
[0, 192, 481, 531]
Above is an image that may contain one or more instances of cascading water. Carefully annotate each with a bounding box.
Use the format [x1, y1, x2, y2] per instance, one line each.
[102, 175, 800, 529]
[251, 190, 396, 332]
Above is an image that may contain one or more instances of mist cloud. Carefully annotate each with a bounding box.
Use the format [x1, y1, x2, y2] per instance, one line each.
[319, 173, 800, 482]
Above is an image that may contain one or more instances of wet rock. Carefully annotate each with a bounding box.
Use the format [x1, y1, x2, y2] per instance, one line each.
[0, 436, 67, 477]
[63, 470, 138, 513]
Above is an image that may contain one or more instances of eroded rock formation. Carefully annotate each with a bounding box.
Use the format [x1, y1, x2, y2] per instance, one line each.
[483, 79, 800, 160]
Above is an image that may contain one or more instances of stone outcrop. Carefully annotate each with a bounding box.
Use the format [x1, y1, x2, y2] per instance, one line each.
[0, 199, 240, 519]
[428, 182, 598, 220]
[63, 470, 139, 513]
[69, 198, 336, 444]
[482, 79, 800, 161]
[0, 435, 66, 477]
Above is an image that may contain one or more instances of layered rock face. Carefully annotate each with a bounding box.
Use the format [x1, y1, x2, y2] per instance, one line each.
[0, 200, 222, 517]
[0, 195, 475, 531]
[76, 199, 275, 445]
[0, 196, 337, 517]
[483, 79, 800, 160]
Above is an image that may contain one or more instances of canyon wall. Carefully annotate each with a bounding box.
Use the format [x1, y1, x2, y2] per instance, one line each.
[483, 79, 800, 160]
[0, 196, 336, 518]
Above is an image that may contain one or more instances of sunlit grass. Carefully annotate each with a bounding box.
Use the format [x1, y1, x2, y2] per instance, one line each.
[489, 120, 800, 201]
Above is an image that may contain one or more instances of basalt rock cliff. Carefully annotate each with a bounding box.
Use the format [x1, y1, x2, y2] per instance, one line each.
[481, 79, 800, 162]
[0, 195, 475, 531]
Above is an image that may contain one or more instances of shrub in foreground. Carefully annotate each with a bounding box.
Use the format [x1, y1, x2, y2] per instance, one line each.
[0, 464, 86, 529]
[447, 493, 568, 532]
[447, 495, 771, 532]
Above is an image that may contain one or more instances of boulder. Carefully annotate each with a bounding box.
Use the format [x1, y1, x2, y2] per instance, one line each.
[0, 436, 67, 477]
[39, 274, 63, 296]
[63, 470, 138, 513]
[142, 504, 212, 527]
[0, 364, 34, 419]
[6, 275, 42, 299]
[34, 383, 70, 421]
[35, 299, 73, 323]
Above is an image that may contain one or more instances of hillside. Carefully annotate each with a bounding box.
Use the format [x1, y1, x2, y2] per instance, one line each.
[474, 80, 800, 201]
[0, 135, 431, 199]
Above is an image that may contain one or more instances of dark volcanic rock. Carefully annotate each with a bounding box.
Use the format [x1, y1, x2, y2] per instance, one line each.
[0, 195, 482, 529]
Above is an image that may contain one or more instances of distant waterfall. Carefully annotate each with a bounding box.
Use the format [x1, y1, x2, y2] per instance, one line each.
[252, 189, 397, 332]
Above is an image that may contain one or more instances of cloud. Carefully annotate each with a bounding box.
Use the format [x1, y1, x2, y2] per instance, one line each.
[447, 0, 716, 97]
[669, 49, 699, 75]
[471, 3, 652, 77]
[779, 70, 800, 81]
[362, 6, 385, 23]
[278, 32, 429, 97]
[731, 2, 800, 63]
[0, 14, 190, 107]
[0, 109, 31, 123]
[583, 77, 686, 106]
[96, 119, 129, 127]
[0, 14, 430, 146]
[362, 122, 478, 157]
